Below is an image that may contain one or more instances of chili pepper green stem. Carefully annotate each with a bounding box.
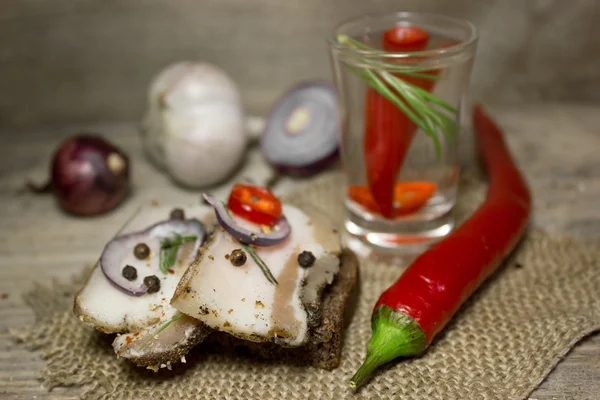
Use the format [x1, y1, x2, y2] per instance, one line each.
[349, 305, 427, 390]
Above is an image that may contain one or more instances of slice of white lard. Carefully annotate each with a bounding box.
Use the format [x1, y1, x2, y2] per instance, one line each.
[171, 205, 341, 347]
[74, 205, 214, 334]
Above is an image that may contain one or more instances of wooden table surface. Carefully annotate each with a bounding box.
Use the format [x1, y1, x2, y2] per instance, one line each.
[0, 103, 599, 399]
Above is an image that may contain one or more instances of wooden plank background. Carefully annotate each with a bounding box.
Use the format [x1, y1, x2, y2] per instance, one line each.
[0, 103, 599, 398]
[1, 0, 599, 397]
[1, 0, 600, 129]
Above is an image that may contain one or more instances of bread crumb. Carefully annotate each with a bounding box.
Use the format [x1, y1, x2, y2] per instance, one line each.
[228, 309, 233, 314]
[255, 300, 264, 308]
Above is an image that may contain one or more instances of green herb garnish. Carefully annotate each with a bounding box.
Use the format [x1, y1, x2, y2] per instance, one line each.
[153, 311, 184, 338]
[221, 201, 278, 286]
[241, 243, 278, 285]
[137, 311, 184, 350]
[159, 233, 197, 274]
[337, 34, 459, 158]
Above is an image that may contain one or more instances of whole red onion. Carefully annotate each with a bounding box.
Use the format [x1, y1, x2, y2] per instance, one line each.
[29, 134, 130, 216]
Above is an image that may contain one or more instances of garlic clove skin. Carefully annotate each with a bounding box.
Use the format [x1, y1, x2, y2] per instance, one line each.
[141, 101, 168, 169]
[141, 62, 247, 188]
[159, 64, 240, 109]
[142, 62, 193, 168]
[163, 103, 247, 188]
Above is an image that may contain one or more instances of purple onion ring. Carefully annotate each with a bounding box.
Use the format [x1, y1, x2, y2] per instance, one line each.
[100, 218, 205, 296]
[203, 193, 291, 246]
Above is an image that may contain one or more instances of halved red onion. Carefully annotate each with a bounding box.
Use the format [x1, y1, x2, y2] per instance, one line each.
[261, 81, 339, 175]
[101, 219, 205, 296]
[203, 194, 290, 246]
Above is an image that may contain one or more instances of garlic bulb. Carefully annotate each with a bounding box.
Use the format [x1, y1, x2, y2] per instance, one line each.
[141, 62, 247, 188]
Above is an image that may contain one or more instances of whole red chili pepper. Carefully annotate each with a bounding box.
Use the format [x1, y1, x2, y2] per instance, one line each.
[363, 27, 442, 218]
[349, 104, 532, 389]
[363, 26, 432, 218]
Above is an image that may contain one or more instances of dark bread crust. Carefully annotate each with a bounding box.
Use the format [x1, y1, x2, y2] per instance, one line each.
[205, 249, 359, 369]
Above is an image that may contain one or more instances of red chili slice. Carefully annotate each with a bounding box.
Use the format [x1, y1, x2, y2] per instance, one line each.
[348, 182, 437, 217]
[227, 184, 283, 226]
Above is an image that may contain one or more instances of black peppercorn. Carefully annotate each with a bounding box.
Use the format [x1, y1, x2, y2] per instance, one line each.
[170, 208, 185, 220]
[230, 249, 247, 267]
[122, 265, 138, 281]
[143, 275, 161, 294]
[298, 251, 316, 268]
[133, 243, 150, 259]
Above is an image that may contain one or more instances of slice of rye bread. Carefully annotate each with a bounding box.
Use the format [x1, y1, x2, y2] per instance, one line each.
[203, 249, 359, 370]
[126, 248, 358, 370]
[76, 204, 358, 370]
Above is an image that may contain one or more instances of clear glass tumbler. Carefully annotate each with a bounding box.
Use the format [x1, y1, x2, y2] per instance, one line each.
[328, 12, 477, 252]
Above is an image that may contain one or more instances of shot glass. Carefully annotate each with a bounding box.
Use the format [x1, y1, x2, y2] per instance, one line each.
[328, 12, 477, 251]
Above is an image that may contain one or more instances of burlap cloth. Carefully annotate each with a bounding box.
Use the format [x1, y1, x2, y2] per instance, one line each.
[9, 172, 600, 400]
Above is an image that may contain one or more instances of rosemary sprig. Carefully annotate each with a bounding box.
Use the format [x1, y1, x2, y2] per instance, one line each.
[136, 311, 184, 350]
[153, 311, 184, 338]
[159, 233, 197, 274]
[220, 201, 278, 286]
[241, 243, 278, 286]
[337, 34, 459, 159]
[337, 35, 442, 76]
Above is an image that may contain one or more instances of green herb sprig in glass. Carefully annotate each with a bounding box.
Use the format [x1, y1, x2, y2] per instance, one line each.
[337, 34, 458, 158]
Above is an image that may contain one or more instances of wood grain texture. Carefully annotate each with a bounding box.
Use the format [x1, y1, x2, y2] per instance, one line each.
[1, 0, 600, 129]
[0, 103, 599, 399]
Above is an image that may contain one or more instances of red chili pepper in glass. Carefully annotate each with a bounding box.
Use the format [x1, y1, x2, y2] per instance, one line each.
[382, 25, 429, 52]
[227, 184, 283, 226]
[350, 105, 532, 389]
[363, 26, 437, 218]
